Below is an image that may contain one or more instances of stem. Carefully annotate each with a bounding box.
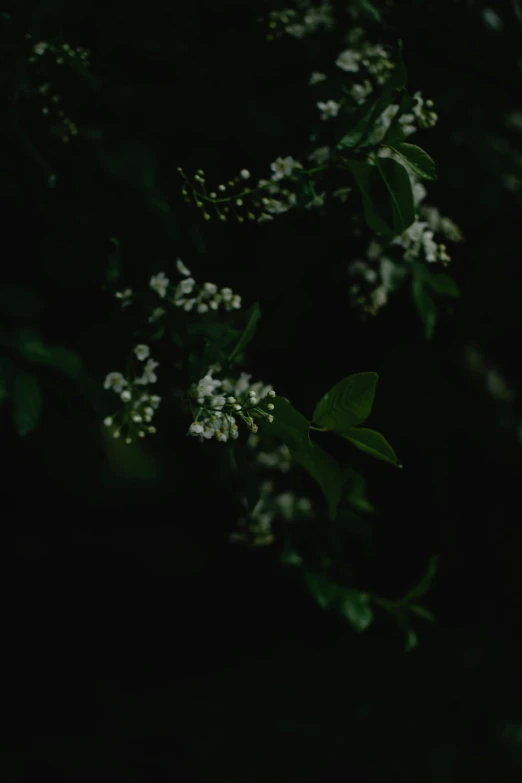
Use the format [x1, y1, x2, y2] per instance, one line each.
[309, 425, 329, 432]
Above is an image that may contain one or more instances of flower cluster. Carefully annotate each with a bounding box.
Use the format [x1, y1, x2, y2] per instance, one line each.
[230, 481, 313, 547]
[26, 36, 90, 143]
[103, 346, 161, 441]
[187, 370, 276, 442]
[149, 259, 241, 313]
[264, 1, 336, 41]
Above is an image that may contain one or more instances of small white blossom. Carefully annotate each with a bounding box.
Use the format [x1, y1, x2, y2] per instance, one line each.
[104, 372, 127, 393]
[134, 344, 150, 361]
[148, 307, 166, 323]
[197, 303, 209, 314]
[115, 288, 133, 309]
[120, 390, 132, 402]
[336, 49, 360, 72]
[203, 282, 218, 294]
[270, 156, 301, 181]
[189, 422, 204, 435]
[176, 258, 191, 276]
[240, 169, 251, 179]
[309, 71, 327, 85]
[33, 41, 48, 55]
[308, 146, 330, 165]
[179, 277, 195, 295]
[150, 272, 170, 298]
[317, 100, 341, 120]
[134, 359, 159, 385]
[104, 417, 113, 427]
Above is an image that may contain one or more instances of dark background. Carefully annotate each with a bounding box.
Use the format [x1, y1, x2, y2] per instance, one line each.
[2, 0, 522, 779]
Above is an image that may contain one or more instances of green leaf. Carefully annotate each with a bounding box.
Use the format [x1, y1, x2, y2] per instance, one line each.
[7, 332, 82, 379]
[260, 397, 312, 454]
[304, 572, 342, 610]
[346, 158, 415, 238]
[389, 142, 438, 180]
[405, 629, 418, 652]
[228, 302, 261, 363]
[343, 467, 375, 512]
[340, 589, 374, 631]
[292, 442, 342, 520]
[412, 278, 437, 339]
[13, 372, 42, 436]
[400, 556, 439, 603]
[345, 159, 394, 237]
[425, 272, 460, 298]
[409, 604, 436, 622]
[340, 427, 402, 467]
[312, 372, 378, 431]
[356, 0, 382, 22]
[374, 157, 415, 236]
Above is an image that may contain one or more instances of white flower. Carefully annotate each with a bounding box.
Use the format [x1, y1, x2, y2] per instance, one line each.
[309, 71, 327, 85]
[33, 41, 48, 55]
[264, 198, 291, 215]
[134, 359, 159, 385]
[115, 288, 133, 309]
[197, 302, 209, 314]
[149, 395, 161, 409]
[120, 390, 131, 402]
[183, 299, 196, 311]
[257, 213, 274, 223]
[350, 81, 373, 104]
[413, 182, 427, 205]
[371, 286, 388, 309]
[104, 417, 113, 427]
[189, 422, 204, 435]
[332, 186, 352, 202]
[270, 156, 301, 181]
[308, 146, 330, 165]
[240, 169, 251, 179]
[317, 100, 341, 120]
[285, 23, 306, 38]
[179, 277, 195, 295]
[176, 258, 191, 276]
[148, 307, 166, 323]
[150, 272, 169, 298]
[134, 344, 150, 361]
[221, 287, 233, 302]
[104, 372, 127, 393]
[196, 371, 222, 399]
[423, 231, 438, 262]
[336, 49, 360, 72]
[482, 7, 503, 30]
[203, 282, 218, 294]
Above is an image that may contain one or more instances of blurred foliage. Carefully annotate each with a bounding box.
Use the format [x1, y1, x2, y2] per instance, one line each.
[2, 0, 522, 780]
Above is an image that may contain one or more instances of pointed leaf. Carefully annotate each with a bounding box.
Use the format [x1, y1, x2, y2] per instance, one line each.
[313, 372, 378, 431]
[374, 157, 415, 236]
[426, 272, 460, 298]
[228, 302, 261, 363]
[389, 142, 437, 180]
[260, 397, 311, 454]
[340, 589, 374, 631]
[292, 442, 342, 520]
[341, 427, 402, 467]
